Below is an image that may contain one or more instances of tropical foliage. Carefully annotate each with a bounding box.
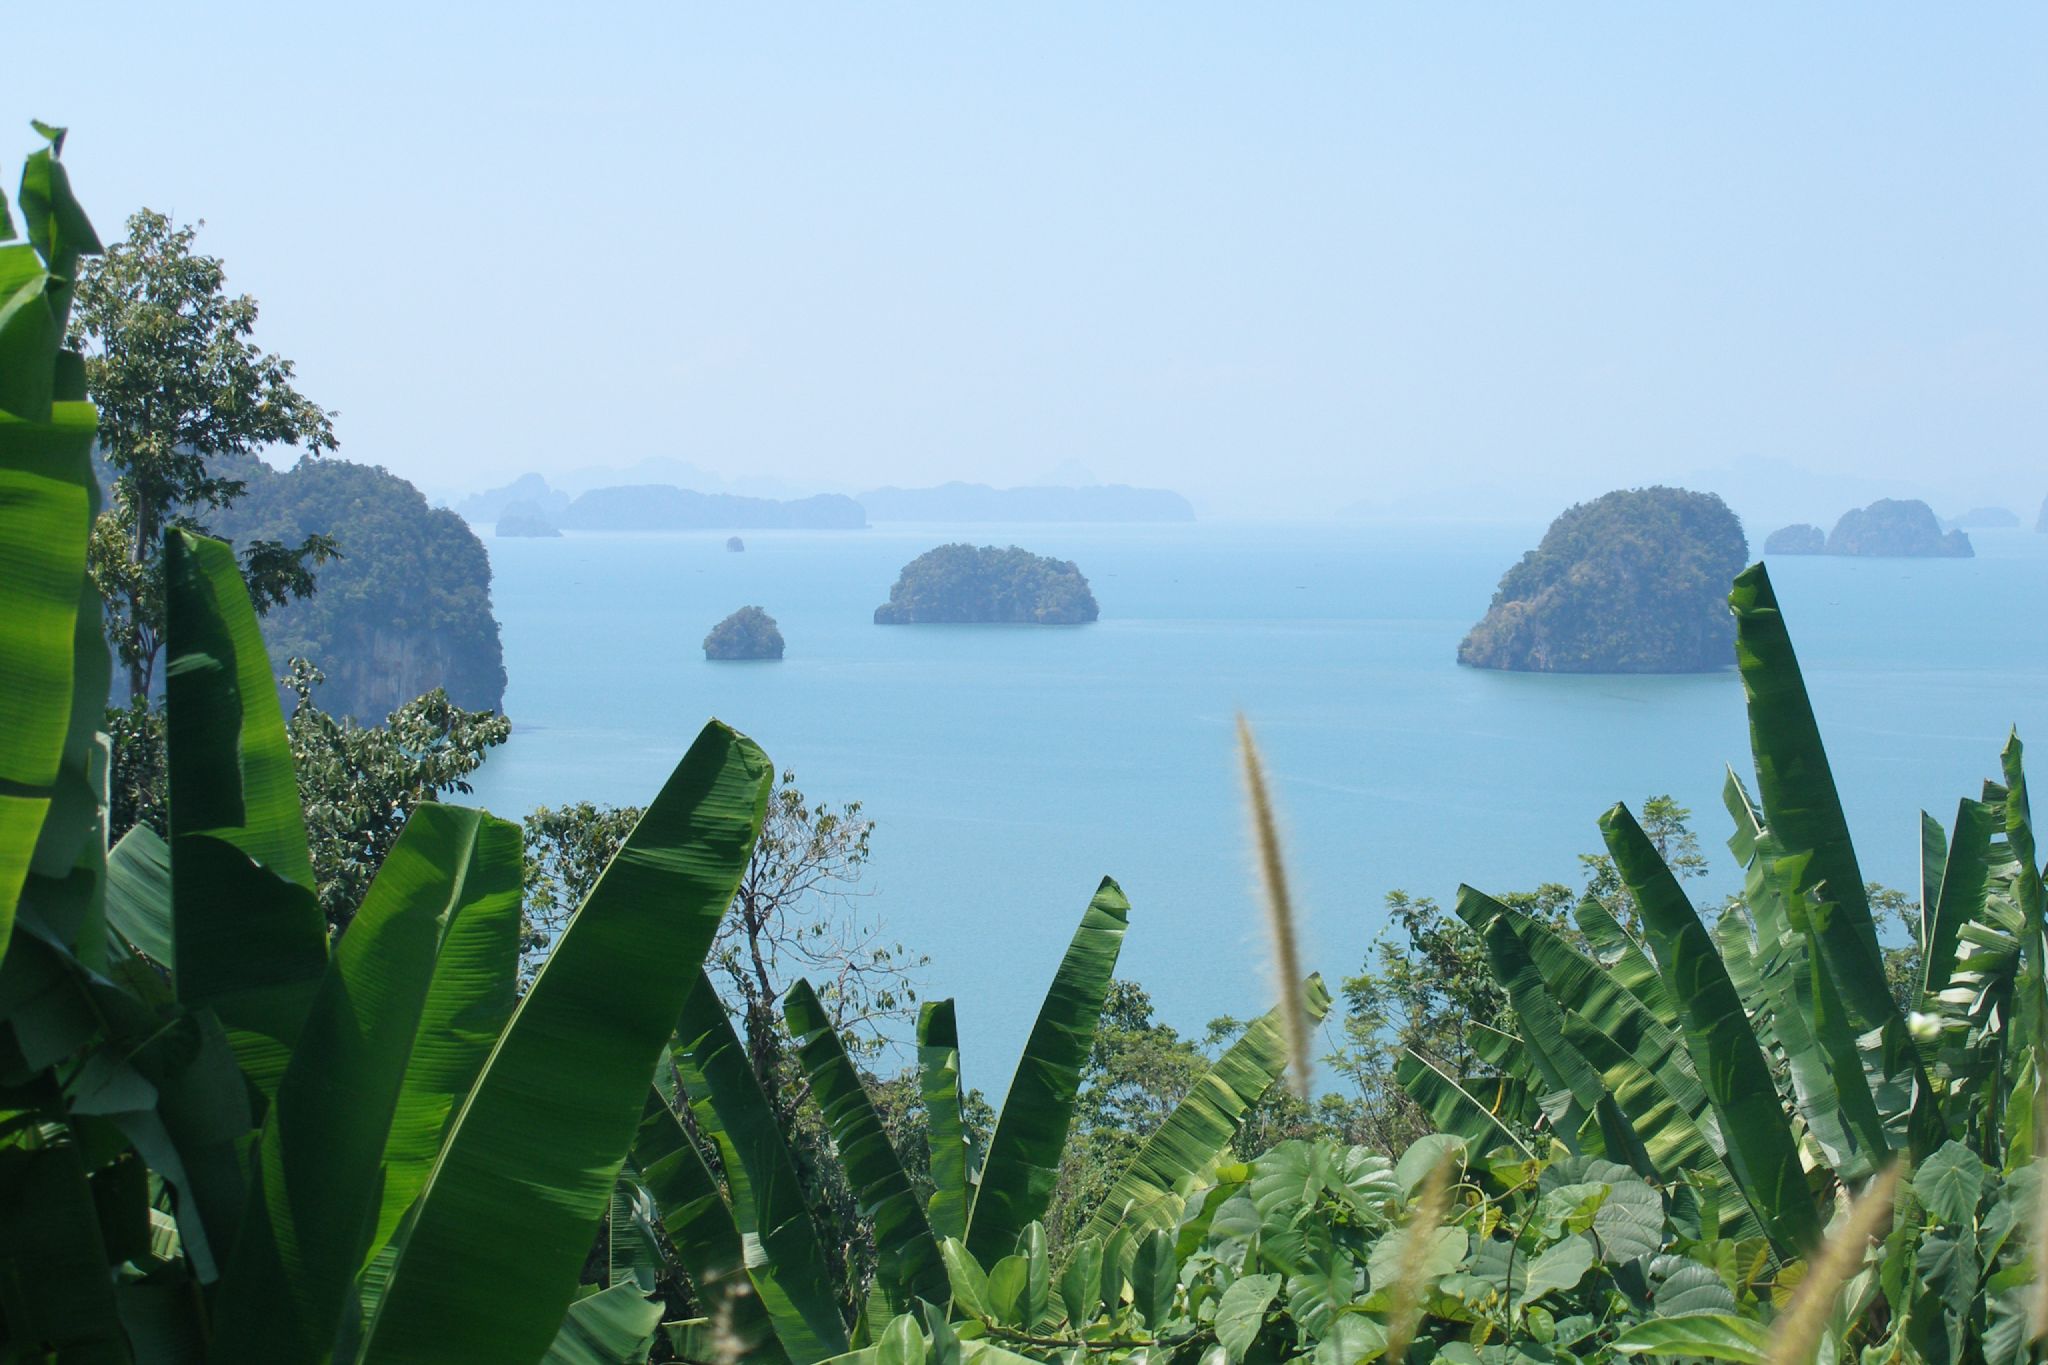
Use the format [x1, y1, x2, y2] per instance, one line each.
[9, 128, 2048, 1365]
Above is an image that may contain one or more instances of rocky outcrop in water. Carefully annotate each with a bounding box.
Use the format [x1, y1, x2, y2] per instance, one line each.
[1458, 487, 1748, 674]
[873, 544, 1099, 624]
[1826, 499, 1972, 558]
[1764, 524, 1825, 555]
[703, 606, 784, 660]
[497, 501, 561, 537]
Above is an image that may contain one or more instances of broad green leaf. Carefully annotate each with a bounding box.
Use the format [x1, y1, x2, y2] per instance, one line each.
[1395, 1132, 1467, 1198]
[674, 970, 851, 1360]
[1608, 1311, 1768, 1363]
[1130, 1228, 1176, 1327]
[1921, 809, 1949, 956]
[1723, 772, 1888, 1178]
[787, 977, 949, 1309]
[917, 999, 970, 1241]
[1729, 562, 1944, 1157]
[165, 529, 327, 1093]
[1365, 1223, 1467, 1292]
[164, 528, 314, 886]
[985, 1255, 1031, 1328]
[1521, 1234, 1595, 1306]
[1924, 796, 2003, 1001]
[212, 805, 521, 1365]
[355, 720, 772, 1365]
[357, 809, 524, 1275]
[875, 1312, 926, 1365]
[0, 1140, 127, 1359]
[0, 391, 100, 970]
[0, 417, 88, 791]
[1457, 888, 1606, 1151]
[1602, 802, 1821, 1255]
[1395, 1050, 1535, 1163]
[1913, 1140, 1987, 1226]
[104, 823, 172, 966]
[1081, 975, 1332, 1246]
[2002, 734, 2048, 1103]
[966, 876, 1129, 1263]
[540, 1282, 663, 1365]
[938, 1237, 991, 1321]
[632, 1089, 788, 1364]
[1057, 1236, 1102, 1326]
[1213, 1272, 1280, 1362]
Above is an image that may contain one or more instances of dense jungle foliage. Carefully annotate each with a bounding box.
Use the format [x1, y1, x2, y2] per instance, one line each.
[8, 127, 2048, 1365]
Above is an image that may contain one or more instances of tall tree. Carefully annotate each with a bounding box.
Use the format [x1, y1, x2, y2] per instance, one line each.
[71, 208, 337, 697]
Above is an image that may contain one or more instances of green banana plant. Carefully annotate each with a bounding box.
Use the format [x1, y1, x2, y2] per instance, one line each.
[0, 136, 781, 1356]
[1397, 561, 2048, 1286]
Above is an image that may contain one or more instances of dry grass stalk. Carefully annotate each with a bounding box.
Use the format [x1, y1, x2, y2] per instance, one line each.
[1385, 1155, 1454, 1365]
[1237, 714, 1311, 1101]
[1765, 1160, 1903, 1365]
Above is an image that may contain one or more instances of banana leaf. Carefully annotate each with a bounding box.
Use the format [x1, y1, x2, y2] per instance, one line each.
[1395, 1050, 1535, 1162]
[1602, 801, 1821, 1255]
[2001, 734, 2047, 1120]
[632, 1089, 789, 1364]
[1571, 895, 1677, 1031]
[1724, 773, 1888, 1176]
[1729, 562, 1944, 1157]
[354, 720, 771, 1365]
[966, 877, 1129, 1264]
[164, 529, 329, 1097]
[209, 804, 522, 1364]
[1457, 887, 1607, 1150]
[917, 1000, 970, 1241]
[786, 978, 950, 1311]
[673, 971, 850, 1362]
[541, 1282, 664, 1365]
[1080, 975, 1332, 1247]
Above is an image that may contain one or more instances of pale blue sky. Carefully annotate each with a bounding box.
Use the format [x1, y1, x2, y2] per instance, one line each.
[15, 5, 2045, 519]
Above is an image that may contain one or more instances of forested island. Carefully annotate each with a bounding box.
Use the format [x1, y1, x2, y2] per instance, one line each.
[1763, 523, 1825, 555]
[558, 485, 866, 531]
[858, 481, 1194, 522]
[703, 606, 785, 660]
[497, 500, 561, 537]
[209, 455, 508, 716]
[1458, 486, 1747, 673]
[873, 544, 1100, 624]
[1826, 498, 1972, 557]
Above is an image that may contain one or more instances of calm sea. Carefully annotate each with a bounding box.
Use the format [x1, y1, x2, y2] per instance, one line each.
[468, 520, 2048, 1078]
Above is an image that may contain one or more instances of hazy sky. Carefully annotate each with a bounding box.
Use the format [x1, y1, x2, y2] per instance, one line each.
[14, 5, 2045, 519]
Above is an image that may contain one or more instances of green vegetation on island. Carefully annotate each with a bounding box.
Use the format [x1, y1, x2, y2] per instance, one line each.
[207, 453, 508, 717]
[874, 542, 1100, 624]
[726, 534, 744, 552]
[704, 604, 785, 660]
[1764, 522, 1825, 554]
[1827, 497, 1973, 557]
[1458, 486, 1748, 673]
[496, 499, 561, 537]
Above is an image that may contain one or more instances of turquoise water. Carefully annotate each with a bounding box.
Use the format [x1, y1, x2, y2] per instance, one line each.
[469, 521, 2048, 1077]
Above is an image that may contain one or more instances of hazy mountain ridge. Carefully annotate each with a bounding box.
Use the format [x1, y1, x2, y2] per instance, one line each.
[858, 481, 1193, 522]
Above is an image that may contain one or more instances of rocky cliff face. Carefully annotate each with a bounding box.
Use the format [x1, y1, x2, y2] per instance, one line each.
[208, 455, 507, 718]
